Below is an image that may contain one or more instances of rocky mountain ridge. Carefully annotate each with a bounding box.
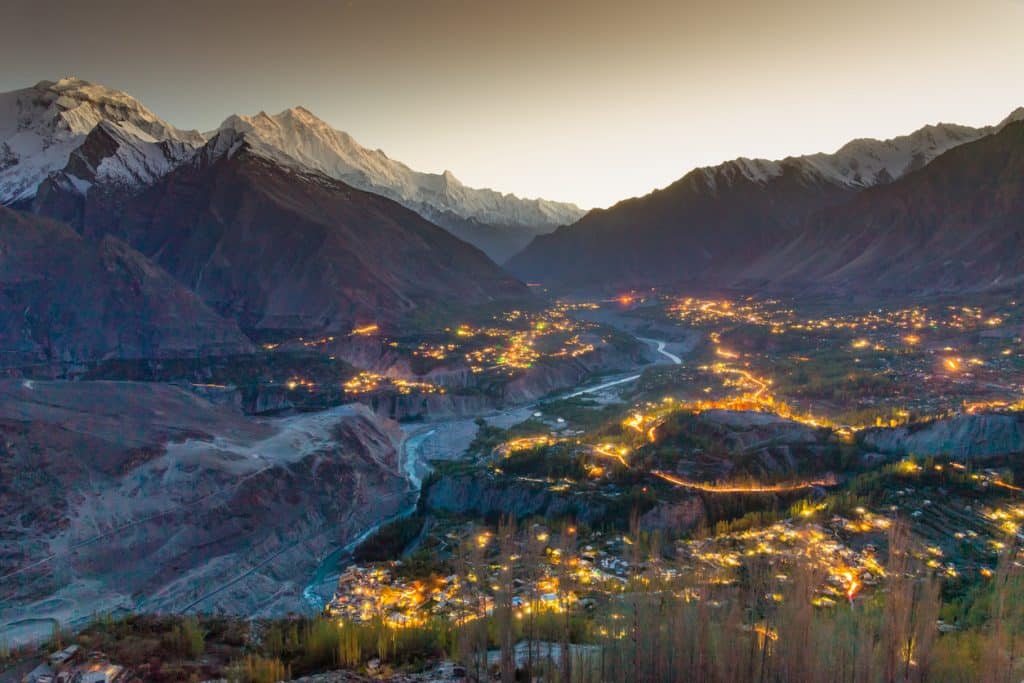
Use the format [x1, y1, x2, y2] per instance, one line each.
[508, 108, 1024, 293]
[1, 77, 582, 260]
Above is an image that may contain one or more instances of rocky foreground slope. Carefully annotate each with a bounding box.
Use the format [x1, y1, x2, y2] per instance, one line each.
[0, 380, 411, 645]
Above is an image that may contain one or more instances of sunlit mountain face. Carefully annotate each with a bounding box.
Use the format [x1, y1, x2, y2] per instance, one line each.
[1, 78, 582, 262]
[3, 1, 1024, 679]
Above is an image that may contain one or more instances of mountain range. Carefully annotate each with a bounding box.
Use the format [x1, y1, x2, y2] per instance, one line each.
[0, 78, 532, 367]
[740, 118, 1024, 293]
[3, 76, 1024, 369]
[93, 127, 529, 332]
[508, 107, 1024, 294]
[218, 108, 584, 261]
[0, 78, 204, 205]
[1, 78, 583, 261]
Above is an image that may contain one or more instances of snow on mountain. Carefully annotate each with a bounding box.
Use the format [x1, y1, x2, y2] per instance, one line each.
[43, 119, 202, 202]
[0, 77, 203, 204]
[216, 107, 585, 229]
[700, 121, 998, 191]
[799, 123, 986, 187]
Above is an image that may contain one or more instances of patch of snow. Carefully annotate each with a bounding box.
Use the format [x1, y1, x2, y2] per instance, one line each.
[65, 173, 92, 195]
[92, 122, 197, 189]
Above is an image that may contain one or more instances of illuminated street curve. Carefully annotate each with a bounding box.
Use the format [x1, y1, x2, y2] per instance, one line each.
[652, 470, 837, 493]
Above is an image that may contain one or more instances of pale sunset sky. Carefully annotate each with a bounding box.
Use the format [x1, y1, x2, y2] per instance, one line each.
[3, 0, 1022, 208]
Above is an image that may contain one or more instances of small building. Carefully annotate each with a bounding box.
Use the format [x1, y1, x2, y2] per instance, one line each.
[47, 645, 80, 668]
[77, 662, 125, 683]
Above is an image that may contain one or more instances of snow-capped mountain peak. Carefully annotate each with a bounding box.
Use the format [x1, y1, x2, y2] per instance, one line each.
[1, 78, 583, 262]
[214, 106, 585, 230]
[0, 77, 203, 203]
[801, 122, 985, 187]
[700, 119, 1000, 194]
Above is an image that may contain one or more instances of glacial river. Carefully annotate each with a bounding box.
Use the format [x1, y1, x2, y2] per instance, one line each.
[301, 336, 682, 610]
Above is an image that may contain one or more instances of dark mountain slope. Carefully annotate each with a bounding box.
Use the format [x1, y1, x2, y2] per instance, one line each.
[507, 160, 855, 291]
[85, 134, 529, 333]
[507, 116, 1020, 293]
[0, 205, 252, 367]
[30, 119, 197, 231]
[744, 120, 1024, 293]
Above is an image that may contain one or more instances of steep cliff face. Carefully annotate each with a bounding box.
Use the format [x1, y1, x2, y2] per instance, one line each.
[423, 472, 610, 525]
[360, 392, 498, 422]
[861, 413, 1024, 460]
[0, 380, 410, 642]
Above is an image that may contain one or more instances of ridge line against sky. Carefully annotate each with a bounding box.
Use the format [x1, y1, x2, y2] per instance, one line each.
[3, 0, 1023, 208]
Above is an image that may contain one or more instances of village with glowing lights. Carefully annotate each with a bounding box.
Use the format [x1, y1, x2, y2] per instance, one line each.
[10, 291, 1024, 681]
[303, 291, 1024, 655]
[6, 25, 1024, 680]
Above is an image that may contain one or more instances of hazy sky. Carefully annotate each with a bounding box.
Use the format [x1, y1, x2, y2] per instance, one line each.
[3, 0, 1022, 208]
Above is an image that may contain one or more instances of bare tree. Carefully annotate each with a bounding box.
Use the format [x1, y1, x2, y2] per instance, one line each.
[497, 516, 517, 683]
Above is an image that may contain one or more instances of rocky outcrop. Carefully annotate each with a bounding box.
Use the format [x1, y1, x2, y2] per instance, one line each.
[861, 412, 1024, 460]
[654, 410, 838, 481]
[246, 384, 296, 414]
[325, 336, 414, 376]
[697, 410, 827, 452]
[0, 380, 410, 644]
[423, 472, 608, 525]
[360, 392, 497, 422]
[503, 340, 647, 403]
